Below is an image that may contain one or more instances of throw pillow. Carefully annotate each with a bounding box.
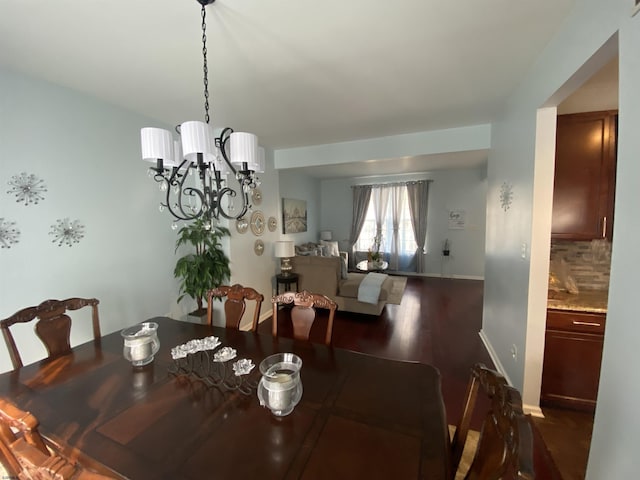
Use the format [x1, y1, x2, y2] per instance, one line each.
[320, 240, 340, 257]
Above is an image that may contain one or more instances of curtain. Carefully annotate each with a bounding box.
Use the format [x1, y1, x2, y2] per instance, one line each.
[388, 185, 403, 270]
[371, 186, 390, 250]
[406, 181, 430, 273]
[348, 185, 372, 269]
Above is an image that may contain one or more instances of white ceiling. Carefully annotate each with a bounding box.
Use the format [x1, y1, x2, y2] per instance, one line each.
[0, 0, 576, 175]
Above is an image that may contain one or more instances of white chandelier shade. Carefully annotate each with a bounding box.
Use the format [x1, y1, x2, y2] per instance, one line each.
[253, 146, 266, 173]
[141, 127, 174, 165]
[229, 132, 258, 167]
[180, 121, 217, 164]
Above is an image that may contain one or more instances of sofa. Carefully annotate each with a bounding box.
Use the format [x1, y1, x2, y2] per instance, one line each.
[291, 255, 394, 316]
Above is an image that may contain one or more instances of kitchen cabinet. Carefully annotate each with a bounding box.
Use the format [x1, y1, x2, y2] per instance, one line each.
[552, 110, 617, 240]
[541, 309, 605, 412]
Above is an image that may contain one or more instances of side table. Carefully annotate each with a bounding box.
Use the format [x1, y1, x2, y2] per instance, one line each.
[276, 273, 299, 294]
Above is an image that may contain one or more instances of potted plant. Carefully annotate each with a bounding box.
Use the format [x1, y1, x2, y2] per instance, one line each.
[367, 234, 384, 267]
[174, 218, 231, 316]
[443, 239, 450, 257]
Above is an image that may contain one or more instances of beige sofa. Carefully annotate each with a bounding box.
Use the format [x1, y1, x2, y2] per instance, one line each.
[291, 255, 393, 316]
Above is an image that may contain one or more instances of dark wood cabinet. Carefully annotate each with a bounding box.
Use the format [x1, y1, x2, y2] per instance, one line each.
[552, 111, 617, 240]
[541, 309, 605, 412]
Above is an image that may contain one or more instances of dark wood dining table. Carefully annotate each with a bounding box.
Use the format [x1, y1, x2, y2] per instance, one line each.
[0, 317, 451, 480]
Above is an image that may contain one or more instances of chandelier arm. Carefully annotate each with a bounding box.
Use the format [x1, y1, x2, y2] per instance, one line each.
[216, 186, 250, 220]
[165, 163, 207, 222]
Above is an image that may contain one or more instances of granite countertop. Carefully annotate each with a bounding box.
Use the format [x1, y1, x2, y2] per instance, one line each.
[547, 289, 609, 314]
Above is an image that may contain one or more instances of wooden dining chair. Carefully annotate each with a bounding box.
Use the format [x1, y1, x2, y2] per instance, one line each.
[271, 290, 338, 345]
[0, 298, 101, 370]
[450, 363, 535, 479]
[0, 398, 118, 479]
[206, 284, 264, 331]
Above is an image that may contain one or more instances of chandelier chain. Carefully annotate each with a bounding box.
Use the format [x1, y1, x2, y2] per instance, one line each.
[201, 4, 210, 124]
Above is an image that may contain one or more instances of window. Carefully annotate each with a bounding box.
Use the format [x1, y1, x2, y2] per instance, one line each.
[355, 186, 420, 270]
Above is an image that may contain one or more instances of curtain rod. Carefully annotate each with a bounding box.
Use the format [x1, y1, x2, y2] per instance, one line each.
[351, 180, 432, 189]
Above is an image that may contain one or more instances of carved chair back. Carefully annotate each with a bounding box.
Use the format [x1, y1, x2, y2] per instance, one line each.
[206, 284, 264, 331]
[0, 298, 101, 370]
[0, 398, 118, 479]
[451, 363, 535, 479]
[271, 290, 337, 345]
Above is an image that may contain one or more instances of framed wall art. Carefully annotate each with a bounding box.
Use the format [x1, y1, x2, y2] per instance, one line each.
[282, 198, 307, 234]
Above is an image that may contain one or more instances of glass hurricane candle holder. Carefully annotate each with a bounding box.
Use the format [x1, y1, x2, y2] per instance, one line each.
[257, 353, 303, 417]
[121, 322, 160, 367]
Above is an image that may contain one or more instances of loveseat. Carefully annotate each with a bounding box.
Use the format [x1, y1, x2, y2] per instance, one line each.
[291, 255, 394, 315]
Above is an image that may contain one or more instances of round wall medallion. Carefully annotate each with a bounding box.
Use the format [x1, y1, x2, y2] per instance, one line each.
[252, 188, 263, 206]
[268, 216, 277, 232]
[254, 239, 265, 256]
[250, 210, 266, 236]
[236, 217, 249, 234]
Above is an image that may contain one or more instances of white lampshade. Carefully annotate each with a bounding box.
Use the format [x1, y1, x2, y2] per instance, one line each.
[250, 146, 265, 173]
[167, 140, 183, 168]
[230, 132, 258, 167]
[141, 127, 174, 164]
[180, 121, 216, 164]
[274, 241, 295, 258]
[320, 230, 332, 241]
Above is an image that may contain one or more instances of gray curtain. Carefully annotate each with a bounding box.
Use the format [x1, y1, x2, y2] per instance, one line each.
[406, 181, 431, 273]
[348, 185, 372, 269]
[388, 185, 403, 270]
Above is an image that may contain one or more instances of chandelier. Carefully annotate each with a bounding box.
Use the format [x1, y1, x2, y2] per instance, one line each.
[140, 0, 263, 229]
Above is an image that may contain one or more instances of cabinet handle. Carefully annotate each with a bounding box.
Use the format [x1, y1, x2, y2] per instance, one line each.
[573, 320, 601, 327]
[602, 216, 607, 238]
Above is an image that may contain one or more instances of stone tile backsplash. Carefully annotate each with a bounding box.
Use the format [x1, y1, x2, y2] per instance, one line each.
[550, 239, 611, 291]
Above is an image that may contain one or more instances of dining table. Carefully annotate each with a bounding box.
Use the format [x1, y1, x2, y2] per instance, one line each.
[0, 317, 451, 480]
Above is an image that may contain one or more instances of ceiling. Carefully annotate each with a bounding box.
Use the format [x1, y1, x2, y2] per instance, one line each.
[0, 0, 576, 175]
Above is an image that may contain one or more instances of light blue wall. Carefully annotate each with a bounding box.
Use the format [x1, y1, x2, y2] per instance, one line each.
[0, 69, 180, 372]
[320, 167, 487, 278]
[481, 0, 640, 477]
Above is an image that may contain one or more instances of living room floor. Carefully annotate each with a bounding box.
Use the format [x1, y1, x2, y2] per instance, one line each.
[259, 276, 593, 479]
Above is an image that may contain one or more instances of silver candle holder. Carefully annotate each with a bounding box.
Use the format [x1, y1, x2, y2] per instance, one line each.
[257, 353, 303, 417]
[121, 322, 160, 367]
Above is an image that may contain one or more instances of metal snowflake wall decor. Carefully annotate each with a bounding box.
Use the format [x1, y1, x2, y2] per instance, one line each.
[7, 172, 47, 205]
[0, 218, 20, 249]
[499, 182, 514, 211]
[49, 218, 85, 247]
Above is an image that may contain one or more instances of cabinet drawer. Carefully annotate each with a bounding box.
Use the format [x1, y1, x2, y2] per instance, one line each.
[547, 309, 606, 334]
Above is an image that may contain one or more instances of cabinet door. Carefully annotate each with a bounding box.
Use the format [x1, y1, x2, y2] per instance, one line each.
[552, 111, 617, 240]
[541, 329, 604, 412]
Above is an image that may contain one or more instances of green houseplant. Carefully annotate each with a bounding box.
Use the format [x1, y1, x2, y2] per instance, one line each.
[174, 218, 231, 315]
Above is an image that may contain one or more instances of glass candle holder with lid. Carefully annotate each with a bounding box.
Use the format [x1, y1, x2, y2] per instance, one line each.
[121, 322, 160, 367]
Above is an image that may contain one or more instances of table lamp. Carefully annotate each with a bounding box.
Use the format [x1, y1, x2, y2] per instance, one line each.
[319, 230, 332, 241]
[274, 241, 295, 276]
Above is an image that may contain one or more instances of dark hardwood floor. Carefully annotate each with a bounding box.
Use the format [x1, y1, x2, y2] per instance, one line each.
[258, 276, 592, 479]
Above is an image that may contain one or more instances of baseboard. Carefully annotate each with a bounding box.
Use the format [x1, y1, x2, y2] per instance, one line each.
[478, 330, 545, 418]
[523, 404, 545, 418]
[478, 329, 514, 386]
[244, 310, 272, 331]
[398, 271, 485, 281]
